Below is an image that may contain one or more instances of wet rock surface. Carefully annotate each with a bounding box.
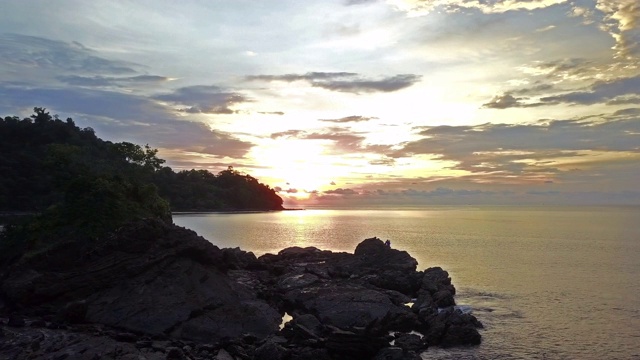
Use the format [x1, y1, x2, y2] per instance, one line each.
[0, 219, 483, 359]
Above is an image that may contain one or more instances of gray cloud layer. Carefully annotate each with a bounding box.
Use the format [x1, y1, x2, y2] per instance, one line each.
[154, 86, 250, 115]
[0, 33, 137, 77]
[485, 74, 640, 108]
[247, 72, 420, 94]
[396, 113, 640, 177]
[0, 34, 254, 160]
[319, 115, 378, 123]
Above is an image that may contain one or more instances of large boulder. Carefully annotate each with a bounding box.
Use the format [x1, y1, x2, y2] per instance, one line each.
[283, 283, 397, 329]
[354, 237, 418, 273]
[0, 219, 280, 343]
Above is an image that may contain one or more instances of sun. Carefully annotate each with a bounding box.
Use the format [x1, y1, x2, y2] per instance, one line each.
[249, 139, 338, 194]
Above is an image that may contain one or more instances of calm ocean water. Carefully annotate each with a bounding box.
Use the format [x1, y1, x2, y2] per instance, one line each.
[174, 206, 640, 359]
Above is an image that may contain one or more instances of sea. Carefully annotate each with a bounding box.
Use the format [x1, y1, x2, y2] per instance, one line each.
[173, 206, 640, 360]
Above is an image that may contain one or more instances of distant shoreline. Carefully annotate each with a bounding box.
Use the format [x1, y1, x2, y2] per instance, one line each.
[172, 208, 304, 215]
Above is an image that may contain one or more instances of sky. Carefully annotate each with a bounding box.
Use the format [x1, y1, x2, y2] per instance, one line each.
[1, 0, 639, 207]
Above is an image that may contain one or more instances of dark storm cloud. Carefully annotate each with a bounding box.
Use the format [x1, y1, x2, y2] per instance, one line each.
[246, 72, 421, 94]
[154, 86, 250, 115]
[0, 84, 254, 159]
[57, 75, 169, 87]
[0, 33, 137, 75]
[319, 115, 378, 123]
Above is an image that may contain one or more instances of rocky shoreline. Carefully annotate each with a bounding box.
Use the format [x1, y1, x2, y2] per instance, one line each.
[0, 219, 482, 359]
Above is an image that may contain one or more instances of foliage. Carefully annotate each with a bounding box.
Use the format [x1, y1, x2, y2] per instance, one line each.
[0, 107, 282, 213]
[153, 166, 284, 211]
[0, 107, 282, 266]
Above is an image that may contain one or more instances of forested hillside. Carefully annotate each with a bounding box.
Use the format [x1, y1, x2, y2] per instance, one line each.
[0, 108, 284, 212]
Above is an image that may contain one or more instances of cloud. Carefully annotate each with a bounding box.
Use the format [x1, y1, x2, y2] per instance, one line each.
[324, 188, 358, 195]
[272, 127, 393, 155]
[304, 130, 368, 152]
[345, 0, 378, 5]
[319, 115, 377, 123]
[510, 83, 555, 96]
[57, 75, 169, 87]
[594, 0, 640, 56]
[246, 72, 357, 82]
[369, 157, 396, 166]
[154, 85, 250, 114]
[247, 72, 421, 94]
[394, 115, 640, 179]
[0, 84, 254, 159]
[519, 58, 596, 81]
[540, 75, 640, 105]
[482, 94, 540, 109]
[269, 127, 394, 155]
[390, 0, 569, 15]
[315, 74, 421, 93]
[270, 130, 305, 139]
[0, 33, 137, 78]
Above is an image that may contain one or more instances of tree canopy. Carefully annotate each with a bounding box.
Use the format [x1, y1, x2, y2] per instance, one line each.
[0, 107, 283, 266]
[0, 107, 284, 213]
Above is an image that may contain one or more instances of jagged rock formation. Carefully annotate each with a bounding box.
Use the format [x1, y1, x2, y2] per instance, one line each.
[0, 219, 482, 359]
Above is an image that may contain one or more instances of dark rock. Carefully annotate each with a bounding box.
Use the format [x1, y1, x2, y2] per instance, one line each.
[277, 246, 323, 259]
[374, 347, 422, 360]
[30, 319, 46, 327]
[1, 219, 280, 344]
[0, 227, 483, 356]
[165, 346, 184, 359]
[115, 332, 138, 342]
[422, 317, 447, 346]
[276, 272, 320, 291]
[354, 237, 389, 257]
[440, 324, 482, 347]
[214, 348, 235, 360]
[433, 289, 455, 308]
[325, 326, 387, 359]
[285, 284, 397, 329]
[293, 313, 323, 334]
[354, 237, 418, 273]
[7, 314, 25, 327]
[197, 343, 217, 353]
[57, 300, 87, 324]
[367, 270, 421, 295]
[394, 333, 424, 351]
[221, 247, 261, 270]
[290, 347, 332, 360]
[254, 337, 289, 360]
[421, 267, 455, 295]
[136, 340, 153, 348]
